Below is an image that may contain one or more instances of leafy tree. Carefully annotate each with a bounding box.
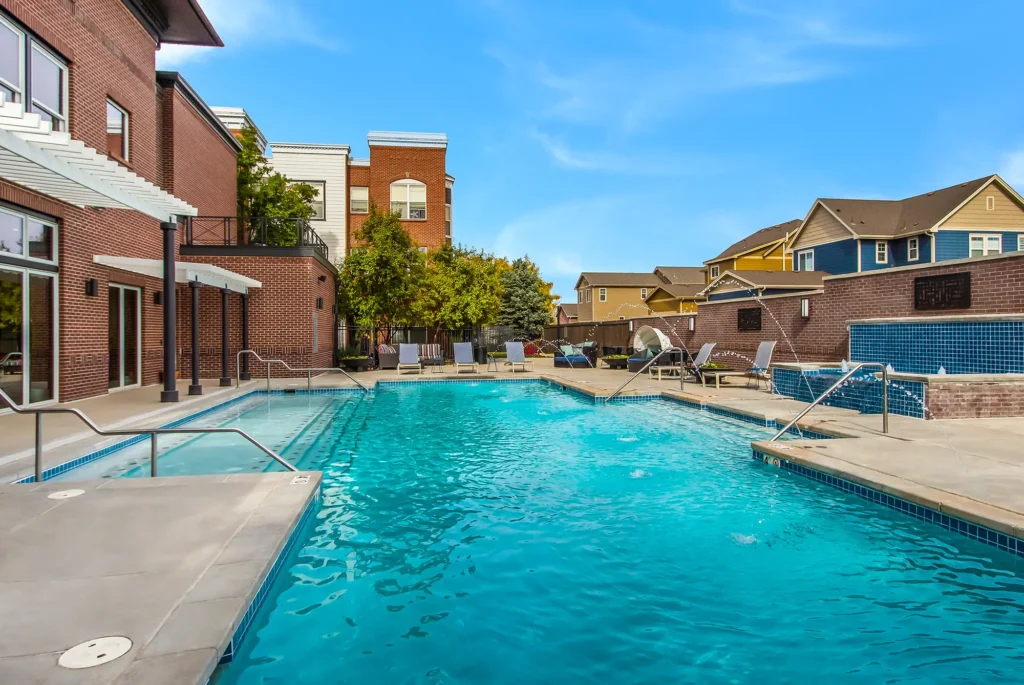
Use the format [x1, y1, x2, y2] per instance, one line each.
[337, 205, 425, 334]
[235, 125, 317, 246]
[0, 281, 21, 348]
[415, 243, 503, 336]
[497, 256, 554, 336]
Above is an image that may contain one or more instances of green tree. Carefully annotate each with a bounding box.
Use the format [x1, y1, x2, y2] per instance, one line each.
[415, 243, 503, 336]
[0, 280, 21, 350]
[497, 256, 554, 336]
[337, 205, 425, 334]
[235, 125, 317, 246]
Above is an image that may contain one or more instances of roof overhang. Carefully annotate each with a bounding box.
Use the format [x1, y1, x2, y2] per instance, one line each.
[367, 131, 448, 149]
[122, 0, 223, 47]
[94, 256, 261, 294]
[0, 97, 196, 222]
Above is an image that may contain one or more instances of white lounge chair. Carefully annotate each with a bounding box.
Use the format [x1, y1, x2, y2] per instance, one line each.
[684, 342, 717, 385]
[505, 341, 534, 373]
[397, 344, 422, 375]
[747, 341, 777, 390]
[453, 342, 477, 374]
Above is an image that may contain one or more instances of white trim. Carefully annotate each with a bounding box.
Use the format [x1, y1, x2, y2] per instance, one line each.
[0, 14, 25, 104]
[857, 239, 862, 272]
[695, 289, 824, 306]
[969, 232, 1002, 257]
[986, 195, 995, 211]
[709, 265, 720, 279]
[598, 287, 607, 302]
[822, 250, 1023, 281]
[367, 131, 447, 148]
[28, 41, 68, 132]
[930, 175, 1016, 230]
[106, 98, 129, 161]
[930, 231, 936, 262]
[93, 256, 261, 294]
[907, 236, 919, 262]
[107, 283, 142, 391]
[1018, 235, 1024, 252]
[640, 287, 647, 300]
[785, 200, 858, 251]
[0, 263, 58, 406]
[935, 225, 1024, 231]
[875, 240, 888, 264]
[268, 142, 350, 155]
[794, 249, 814, 272]
[348, 157, 370, 166]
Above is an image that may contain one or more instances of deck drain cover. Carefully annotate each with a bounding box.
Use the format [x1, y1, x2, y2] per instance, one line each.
[47, 489, 85, 500]
[58, 636, 132, 669]
[290, 475, 310, 485]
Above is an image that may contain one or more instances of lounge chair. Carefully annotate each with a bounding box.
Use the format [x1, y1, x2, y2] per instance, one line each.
[397, 344, 422, 374]
[453, 342, 478, 374]
[683, 343, 717, 385]
[554, 342, 595, 368]
[420, 343, 444, 367]
[698, 342, 777, 390]
[505, 341, 534, 373]
[377, 344, 398, 370]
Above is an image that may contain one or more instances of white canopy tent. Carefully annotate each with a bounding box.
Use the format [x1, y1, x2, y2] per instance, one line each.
[632, 326, 672, 353]
[93, 256, 261, 294]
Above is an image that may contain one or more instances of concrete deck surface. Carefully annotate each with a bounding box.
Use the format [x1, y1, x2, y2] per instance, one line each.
[0, 471, 320, 685]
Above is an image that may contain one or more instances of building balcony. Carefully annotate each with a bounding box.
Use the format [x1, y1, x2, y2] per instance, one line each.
[183, 216, 330, 262]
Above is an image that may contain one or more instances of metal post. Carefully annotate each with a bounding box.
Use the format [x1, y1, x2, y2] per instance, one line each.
[881, 365, 889, 434]
[240, 293, 251, 380]
[267, 362, 271, 393]
[150, 433, 158, 477]
[160, 221, 179, 402]
[188, 280, 202, 396]
[307, 370, 311, 393]
[219, 287, 231, 387]
[34, 413, 42, 483]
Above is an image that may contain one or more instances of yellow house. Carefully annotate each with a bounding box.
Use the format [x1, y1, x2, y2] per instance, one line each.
[574, 273, 662, 322]
[642, 266, 707, 313]
[703, 219, 803, 283]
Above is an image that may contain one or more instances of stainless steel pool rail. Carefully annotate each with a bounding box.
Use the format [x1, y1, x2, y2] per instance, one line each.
[770, 362, 888, 441]
[0, 387, 298, 484]
[235, 350, 370, 393]
[604, 347, 684, 402]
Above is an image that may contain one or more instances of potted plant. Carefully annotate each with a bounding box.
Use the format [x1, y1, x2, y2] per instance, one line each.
[338, 347, 371, 372]
[602, 354, 629, 369]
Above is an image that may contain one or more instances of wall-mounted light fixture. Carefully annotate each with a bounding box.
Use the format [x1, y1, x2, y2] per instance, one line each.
[154, 291, 163, 306]
[800, 297, 810, 319]
[318, 274, 327, 282]
[85, 279, 98, 297]
[688, 316, 696, 332]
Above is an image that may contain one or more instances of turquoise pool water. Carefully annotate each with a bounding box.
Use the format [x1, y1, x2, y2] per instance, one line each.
[69, 383, 1024, 682]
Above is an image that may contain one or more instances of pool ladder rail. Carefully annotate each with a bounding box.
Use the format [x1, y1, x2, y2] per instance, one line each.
[235, 350, 371, 393]
[605, 347, 685, 402]
[770, 361, 888, 440]
[0, 387, 298, 485]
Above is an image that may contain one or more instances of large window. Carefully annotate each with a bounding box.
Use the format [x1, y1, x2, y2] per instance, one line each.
[350, 186, 368, 214]
[303, 181, 325, 220]
[907, 236, 919, 262]
[0, 14, 67, 131]
[970, 234, 1001, 257]
[795, 249, 813, 272]
[0, 206, 54, 263]
[390, 180, 426, 219]
[106, 99, 128, 161]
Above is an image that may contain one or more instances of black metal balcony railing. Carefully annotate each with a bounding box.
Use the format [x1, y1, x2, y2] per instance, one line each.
[184, 216, 329, 261]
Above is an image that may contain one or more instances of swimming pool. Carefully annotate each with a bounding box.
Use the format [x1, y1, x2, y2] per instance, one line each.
[66, 382, 1024, 681]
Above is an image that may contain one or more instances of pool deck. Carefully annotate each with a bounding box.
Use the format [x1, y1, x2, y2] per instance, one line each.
[0, 470, 320, 685]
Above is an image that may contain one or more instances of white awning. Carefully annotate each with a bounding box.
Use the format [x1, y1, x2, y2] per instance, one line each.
[0, 95, 197, 222]
[94, 256, 261, 294]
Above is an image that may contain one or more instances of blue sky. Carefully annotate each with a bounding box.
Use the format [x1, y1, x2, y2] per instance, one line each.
[159, 0, 1024, 301]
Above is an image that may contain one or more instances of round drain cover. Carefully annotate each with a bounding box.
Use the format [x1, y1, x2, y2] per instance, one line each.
[47, 489, 85, 500]
[58, 636, 132, 669]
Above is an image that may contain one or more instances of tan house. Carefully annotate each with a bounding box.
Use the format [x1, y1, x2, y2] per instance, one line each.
[703, 219, 803, 283]
[574, 266, 706, 322]
[643, 266, 707, 313]
[555, 303, 579, 324]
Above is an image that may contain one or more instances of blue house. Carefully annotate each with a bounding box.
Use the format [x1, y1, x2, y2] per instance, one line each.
[784, 175, 1024, 275]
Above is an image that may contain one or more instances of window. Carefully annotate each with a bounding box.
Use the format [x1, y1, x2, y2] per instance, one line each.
[986, 196, 995, 211]
[907, 237, 919, 261]
[445, 205, 452, 238]
[1019, 235, 1024, 252]
[709, 265, 719, 279]
[618, 316, 625, 320]
[598, 288, 607, 302]
[577, 289, 582, 303]
[418, 246, 428, 254]
[640, 288, 647, 299]
[0, 15, 67, 131]
[350, 186, 368, 214]
[796, 250, 813, 272]
[969, 234, 1002, 257]
[445, 187, 452, 205]
[390, 180, 426, 219]
[800, 297, 810, 318]
[586, 289, 591, 303]
[293, 181, 325, 220]
[874, 241, 888, 264]
[0, 206, 55, 263]
[106, 99, 128, 161]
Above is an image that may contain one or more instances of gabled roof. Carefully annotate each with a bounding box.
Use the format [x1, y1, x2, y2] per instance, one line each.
[706, 219, 802, 264]
[644, 283, 706, 302]
[653, 266, 706, 284]
[575, 272, 662, 289]
[700, 269, 825, 296]
[556, 303, 578, 318]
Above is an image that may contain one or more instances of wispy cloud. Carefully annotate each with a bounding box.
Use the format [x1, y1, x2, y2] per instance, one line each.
[157, 0, 341, 68]
[530, 129, 727, 176]
[1000, 150, 1024, 187]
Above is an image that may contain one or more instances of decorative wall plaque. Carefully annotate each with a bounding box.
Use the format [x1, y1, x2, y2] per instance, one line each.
[738, 307, 762, 331]
[914, 272, 970, 310]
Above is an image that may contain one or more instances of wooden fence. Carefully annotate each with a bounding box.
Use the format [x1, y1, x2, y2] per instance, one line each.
[543, 321, 632, 355]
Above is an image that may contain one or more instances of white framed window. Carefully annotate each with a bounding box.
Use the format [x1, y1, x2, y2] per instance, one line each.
[445, 205, 452, 238]
[106, 99, 128, 161]
[349, 186, 368, 214]
[800, 297, 810, 318]
[586, 289, 591, 303]
[0, 14, 25, 106]
[390, 180, 426, 219]
[292, 181, 325, 220]
[1019, 235, 1024, 252]
[0, 205, 56, 263]
[618, 316, 625, 320]
[598, 288, 607, 302]
[709, 265, 719, 279]
[0, 15, 68, 132]
[796, 249, 814, 272]
[875, 240, 888, 264]
[640, 287, 647, 299]
[577, 289, 581, 303]
[986, 196, 995, 211]
[969, 233, 1002, 257]
[907, 236, 919, 262]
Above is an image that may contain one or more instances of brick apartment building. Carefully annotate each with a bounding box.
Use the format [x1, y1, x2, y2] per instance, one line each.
[0, 0, 335, 409]
[266, 131, 454, 259]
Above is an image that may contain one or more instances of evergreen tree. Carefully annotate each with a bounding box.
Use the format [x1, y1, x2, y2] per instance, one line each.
[497, 256, 554, 336]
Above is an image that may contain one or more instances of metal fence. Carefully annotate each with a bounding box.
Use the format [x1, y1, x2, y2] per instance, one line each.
[337, 325, 532, 364]
[185, 216, 330, 262]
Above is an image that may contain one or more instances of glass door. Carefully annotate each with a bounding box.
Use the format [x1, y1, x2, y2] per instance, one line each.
[108, 284, 140, 390]
[0, 267, 23, 406]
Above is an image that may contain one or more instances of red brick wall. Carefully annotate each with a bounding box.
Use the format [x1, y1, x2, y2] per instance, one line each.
[348, 145, 447, 251]
[631, 253, 1024, 366]
[927, 381, 1024, 419]
[347, 164, 371, 242]
[177, 255, 336, 380]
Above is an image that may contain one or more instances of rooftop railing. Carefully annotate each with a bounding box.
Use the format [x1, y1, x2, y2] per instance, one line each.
[184, 216, 329, 262]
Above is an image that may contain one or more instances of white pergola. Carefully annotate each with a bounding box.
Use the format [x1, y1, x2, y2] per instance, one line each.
[93, 256, 261, 294]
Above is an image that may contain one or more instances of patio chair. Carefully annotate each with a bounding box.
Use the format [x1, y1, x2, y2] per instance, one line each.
[420, 343, 444, 367]
[747, 341, 777, 390]
[683, 343, 717, 385]
[377, 344, 398, 370]
[554, 343, 593, 369]
[397, 344, 422, 375]
[505, 341, 534, 373]
[453, 342, 478, 374]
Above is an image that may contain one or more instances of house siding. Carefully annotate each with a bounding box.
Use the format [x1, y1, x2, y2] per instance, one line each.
[860, 239, 894, 271]
[591, 285, 653, 321]
[268, 147, 348, 263]
[796, 238, 858, 275]
[791, 205, 851, 250]
[940, 181, 1024, 229]
[934, 230, 1024, 261]
[889, 234, 933, 268]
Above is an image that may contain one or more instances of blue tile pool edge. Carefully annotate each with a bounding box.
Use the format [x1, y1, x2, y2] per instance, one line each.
[216, 483, 322, 667]
[753, 449, 1024, 558]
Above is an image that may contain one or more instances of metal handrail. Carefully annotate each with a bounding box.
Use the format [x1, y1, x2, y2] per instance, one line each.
[236, 350, 370, 393]
[604, 347, 683, 402]
[770, 362, 888, 441]
[0, 387, 297, 484]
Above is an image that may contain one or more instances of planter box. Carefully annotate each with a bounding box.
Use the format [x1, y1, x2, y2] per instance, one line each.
[602, 358, 628, 369]
[341, 359, 371, 372]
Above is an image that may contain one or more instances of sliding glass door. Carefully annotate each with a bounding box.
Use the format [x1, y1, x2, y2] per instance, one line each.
[108, 284, 140, 390]
[0, 266, 56, 407]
